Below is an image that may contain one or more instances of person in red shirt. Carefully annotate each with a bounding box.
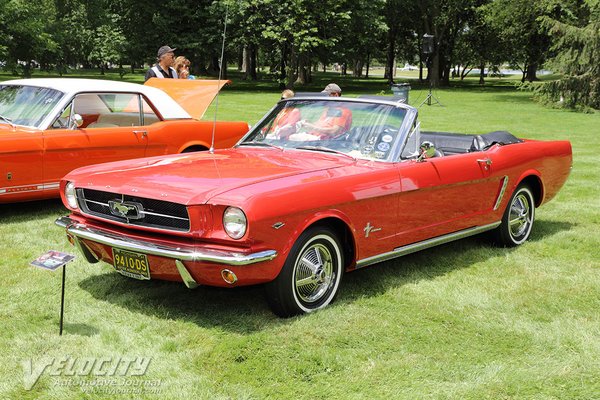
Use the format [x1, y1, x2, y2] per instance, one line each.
[301, 83, 352, 138]
[266, 90, 301, 139]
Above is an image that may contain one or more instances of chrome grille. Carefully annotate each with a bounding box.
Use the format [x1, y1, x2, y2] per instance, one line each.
[77, 188, 190, 232]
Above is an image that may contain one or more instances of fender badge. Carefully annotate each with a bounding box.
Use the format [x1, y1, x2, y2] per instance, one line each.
[364, 222, 382, 238]
[272, 222, 285, 230]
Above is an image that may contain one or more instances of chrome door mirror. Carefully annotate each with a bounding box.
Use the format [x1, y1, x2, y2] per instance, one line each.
[70, 114, 83, 129]
[417, 141, 436, 161]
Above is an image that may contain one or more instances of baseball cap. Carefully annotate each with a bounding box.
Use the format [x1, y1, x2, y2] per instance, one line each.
[157, 45, 177, 59]
[321, 83, 342, 95]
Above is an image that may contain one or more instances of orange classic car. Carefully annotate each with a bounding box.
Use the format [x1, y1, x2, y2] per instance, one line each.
[0, 78, 248, 203]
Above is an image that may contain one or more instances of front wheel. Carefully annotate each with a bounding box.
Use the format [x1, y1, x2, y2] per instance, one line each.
[265, 227, 344, 317]
[493, 184, 535, 247]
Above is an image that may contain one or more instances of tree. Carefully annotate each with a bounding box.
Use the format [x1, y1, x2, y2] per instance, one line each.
[418, 0, 479, 87]
[1, 0, 57, 77]
[483, 0, 552, 82]
[537, 0, 600, 109]
[452, 3, 508, 84]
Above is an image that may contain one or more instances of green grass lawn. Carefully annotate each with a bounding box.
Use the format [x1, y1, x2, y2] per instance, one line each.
[1, 70, 599, 399]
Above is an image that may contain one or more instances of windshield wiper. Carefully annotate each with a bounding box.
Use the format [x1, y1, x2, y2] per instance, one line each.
[295, 145, 356, 160]
[238, 141, 284, 151]
[0, 114, 16, 129]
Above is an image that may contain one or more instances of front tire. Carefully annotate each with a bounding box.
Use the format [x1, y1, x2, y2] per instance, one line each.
[265, 227, 343, 317]
[494, 184, 535, 247]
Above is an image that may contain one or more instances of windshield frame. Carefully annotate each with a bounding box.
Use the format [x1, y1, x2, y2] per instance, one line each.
[237, 96, 418, 163]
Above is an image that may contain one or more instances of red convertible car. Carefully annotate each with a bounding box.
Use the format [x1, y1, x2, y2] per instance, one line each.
[0, 78, 248, 203]
[55, 96, 572, 317]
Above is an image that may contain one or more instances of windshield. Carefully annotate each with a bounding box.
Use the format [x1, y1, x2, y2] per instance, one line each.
[0, 85, 64, 128]
[241, 99, 407, 161]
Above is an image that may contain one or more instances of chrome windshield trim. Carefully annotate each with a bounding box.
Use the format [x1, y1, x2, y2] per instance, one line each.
[55, 216, 277, 266]
[355, 221, 501, 269]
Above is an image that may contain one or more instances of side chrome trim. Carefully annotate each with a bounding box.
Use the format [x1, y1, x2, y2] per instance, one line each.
[55, 216, 277, 266]
[355, 221, 501, 269]
[493, 176, 509, 211]
[0, 181, 60, 195]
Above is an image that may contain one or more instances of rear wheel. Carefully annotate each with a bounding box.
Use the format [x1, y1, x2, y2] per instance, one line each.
[265, 227, 343, 317]
[494, 184, 535, 246]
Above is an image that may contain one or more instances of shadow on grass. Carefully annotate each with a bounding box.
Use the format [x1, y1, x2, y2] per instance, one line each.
[77, 219, 572, 333]
[0, 199, 64, 223]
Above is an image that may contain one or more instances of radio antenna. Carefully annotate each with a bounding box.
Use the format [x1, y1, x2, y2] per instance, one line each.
[209, 4, 229, 154]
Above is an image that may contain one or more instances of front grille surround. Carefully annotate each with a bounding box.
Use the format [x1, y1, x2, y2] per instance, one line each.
[77, 188, 190, 232]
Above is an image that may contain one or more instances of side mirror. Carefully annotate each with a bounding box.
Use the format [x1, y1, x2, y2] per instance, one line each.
[70, 114, 83, 129]
[417, 141, 436, 161]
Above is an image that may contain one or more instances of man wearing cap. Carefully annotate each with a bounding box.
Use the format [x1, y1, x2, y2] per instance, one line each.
[321, 83, 342, 97]
[144, 46, 178, 81]
[300, 83, 352, 138]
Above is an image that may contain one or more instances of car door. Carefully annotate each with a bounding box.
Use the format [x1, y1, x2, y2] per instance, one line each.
[0, 127, 44, 202]
[395, 149, 501, 247]
[43, 92, 149, 185]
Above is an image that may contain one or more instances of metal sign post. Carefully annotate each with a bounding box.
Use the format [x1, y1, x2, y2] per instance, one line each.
[59, 264, 66, 335]
[30, 250, 75, 335]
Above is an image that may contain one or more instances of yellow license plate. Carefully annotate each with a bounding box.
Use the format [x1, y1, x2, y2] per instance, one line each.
[112, 248, 150, 280]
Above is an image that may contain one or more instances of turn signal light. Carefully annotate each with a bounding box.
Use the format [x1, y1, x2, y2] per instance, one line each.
[221, 269, 238, 285]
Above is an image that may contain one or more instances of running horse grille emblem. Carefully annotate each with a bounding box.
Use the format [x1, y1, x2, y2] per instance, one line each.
[108, 200, 144, 220]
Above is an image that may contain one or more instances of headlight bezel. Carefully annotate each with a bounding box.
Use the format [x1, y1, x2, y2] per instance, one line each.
[65, 181, 78, 209]
[223, 206, 247, 239]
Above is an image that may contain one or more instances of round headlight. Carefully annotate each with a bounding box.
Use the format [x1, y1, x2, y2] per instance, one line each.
[223, 207, 247, 239]
[65, 181, 78, 209]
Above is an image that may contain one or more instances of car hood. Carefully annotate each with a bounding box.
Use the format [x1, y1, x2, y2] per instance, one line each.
[66, 148, 354, 205]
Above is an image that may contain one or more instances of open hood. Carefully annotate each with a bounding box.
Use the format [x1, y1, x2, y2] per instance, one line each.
[144, 78, 230, 120]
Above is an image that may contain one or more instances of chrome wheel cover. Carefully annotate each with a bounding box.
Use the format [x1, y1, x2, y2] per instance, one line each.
[509, 192, 532, 239]
[294, 243, 335, 304]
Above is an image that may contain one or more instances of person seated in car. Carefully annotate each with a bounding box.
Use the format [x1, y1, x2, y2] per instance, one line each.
[267, 90, 301, 139]
[297, 84, 352, 139]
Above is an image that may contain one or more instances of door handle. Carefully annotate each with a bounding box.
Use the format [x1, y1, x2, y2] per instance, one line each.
[477, 158, 492, 170]
[133, 130, 148, 138]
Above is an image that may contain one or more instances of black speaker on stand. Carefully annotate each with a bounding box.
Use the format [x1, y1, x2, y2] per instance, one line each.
[420, 34, 443, 107]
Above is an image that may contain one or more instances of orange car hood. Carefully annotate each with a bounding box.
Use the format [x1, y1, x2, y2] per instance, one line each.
[144, 78, 230, 120]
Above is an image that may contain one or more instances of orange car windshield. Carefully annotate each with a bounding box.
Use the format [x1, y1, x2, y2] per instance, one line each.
[0, 85, 64, 128]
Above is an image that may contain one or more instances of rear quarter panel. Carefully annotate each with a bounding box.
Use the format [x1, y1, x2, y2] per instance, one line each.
[146, 120, 248, 154]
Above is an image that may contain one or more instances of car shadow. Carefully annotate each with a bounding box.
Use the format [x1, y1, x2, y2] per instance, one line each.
[77, 219, 573, 333]
[0, 199, 65, 223]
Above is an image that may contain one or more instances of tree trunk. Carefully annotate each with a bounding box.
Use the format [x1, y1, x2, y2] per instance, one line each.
[295, 53, 308, 85]
[526, 63, 538, 82]
[365, 54, 370, 79]
[479, 63, 485, 85]
[286, 46, 298, 87]
[238, 47, 244, 71]
[249, 44, 257, 80]
[429, 53, 440, 88]
[353, 59, 363, 78]
[279, 45, 287, 89]
[385, 28, 397, 83]
[242, 46, 248, 76]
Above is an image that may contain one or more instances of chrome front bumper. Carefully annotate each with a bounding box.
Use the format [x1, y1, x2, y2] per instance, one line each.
[55, 216, 278, 288]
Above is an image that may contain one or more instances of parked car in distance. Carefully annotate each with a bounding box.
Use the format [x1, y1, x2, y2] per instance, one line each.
[55, 96, 572, 317]
[0, 78, 248, 203]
